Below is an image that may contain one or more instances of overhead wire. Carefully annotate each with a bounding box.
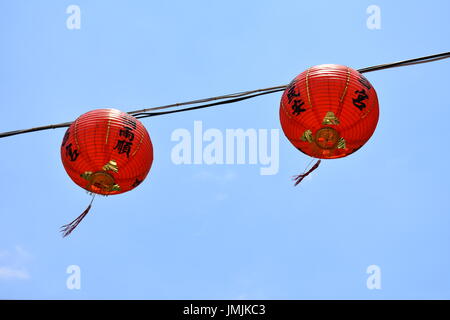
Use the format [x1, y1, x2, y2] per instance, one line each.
[0, 51, 449, 139]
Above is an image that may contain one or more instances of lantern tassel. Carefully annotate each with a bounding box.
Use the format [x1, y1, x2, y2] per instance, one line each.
[292, 159, 321, 186]
[60, 195, 95, 237]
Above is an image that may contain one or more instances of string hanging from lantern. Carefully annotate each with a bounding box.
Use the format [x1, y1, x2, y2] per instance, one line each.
[0, 51, 448, 139]
[292, 159, 322, 186]
[60, 194, 96, 237]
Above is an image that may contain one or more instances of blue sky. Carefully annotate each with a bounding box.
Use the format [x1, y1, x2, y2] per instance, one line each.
[0, 0, 449, 299]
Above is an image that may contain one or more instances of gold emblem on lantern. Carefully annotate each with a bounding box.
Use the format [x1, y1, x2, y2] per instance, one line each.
[301, 130, 313, 143]
[315, 127, 340, 150]
[102, 160, 119, 173]
[80, 160, 121, 193]
[81, 171, 121, 193]
[337, 137, 347, 149]
[322, 111, 340, 125]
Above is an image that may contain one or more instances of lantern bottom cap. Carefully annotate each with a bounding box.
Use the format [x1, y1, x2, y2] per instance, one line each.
[83, 171, 120, 194]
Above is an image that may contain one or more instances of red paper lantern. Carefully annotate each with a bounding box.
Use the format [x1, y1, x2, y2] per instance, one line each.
[279, 64, 379, 184]
[60, 108, 153, 236]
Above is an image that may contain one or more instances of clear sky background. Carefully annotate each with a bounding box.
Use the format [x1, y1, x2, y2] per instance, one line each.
[0, 0, 449, 299]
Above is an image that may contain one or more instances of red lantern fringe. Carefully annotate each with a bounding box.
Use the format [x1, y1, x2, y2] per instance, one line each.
[60, 195, 95, 237]
[292, 160, 321, 186]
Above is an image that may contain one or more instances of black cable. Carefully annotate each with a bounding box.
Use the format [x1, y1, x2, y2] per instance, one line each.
[1, 51, 449, 139]
[125, 51, 450, 121]
[132, 88, 285, 119]
[127, 85, 287, 115]
[0, 122, 73, 139]
[357, 51, 450, 73]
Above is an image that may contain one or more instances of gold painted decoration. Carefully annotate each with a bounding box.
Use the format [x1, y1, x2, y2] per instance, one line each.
[111, 184, 121, 191]
[102, 160, 119, 173]
[315, 127, 340, 150]
[301, 129, 313, 143]
[337, 137, 347, 149]
[322, 111, 340, 125]
[300, 127, 346, 151]
[80, 171, 93, 180]
[80, 171, 120, 193]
